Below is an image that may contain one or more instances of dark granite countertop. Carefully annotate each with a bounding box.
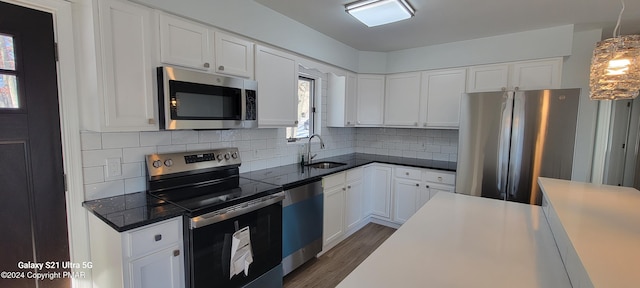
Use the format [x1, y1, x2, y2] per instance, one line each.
[241, 153, 456, 190]
[82, 192, 185, 232]
[83, 153, 456, 232]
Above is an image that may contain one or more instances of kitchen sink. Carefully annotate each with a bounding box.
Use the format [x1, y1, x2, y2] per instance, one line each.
[305, 161, 347, 169]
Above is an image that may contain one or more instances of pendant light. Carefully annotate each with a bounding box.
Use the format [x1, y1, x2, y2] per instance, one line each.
[589, 0, 640, 100]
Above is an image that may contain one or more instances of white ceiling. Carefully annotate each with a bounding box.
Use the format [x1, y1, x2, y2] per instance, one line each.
[254, 0, 640, 52]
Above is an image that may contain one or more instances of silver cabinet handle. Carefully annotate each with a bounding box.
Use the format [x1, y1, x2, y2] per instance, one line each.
[219, 65, 225, 71]
[294, 120, 299, 124]
[426, 185, 430, 188]
[154, 234, 162, 241]
[347, 185, 351, 189]
[204, 62, 210, 68]
[415, 183, 419, 187]
[342, 187, 346, 191]
[173, 250, 180, 257]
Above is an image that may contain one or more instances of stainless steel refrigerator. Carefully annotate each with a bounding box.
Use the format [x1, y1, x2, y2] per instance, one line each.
[455, 89, 580, 205]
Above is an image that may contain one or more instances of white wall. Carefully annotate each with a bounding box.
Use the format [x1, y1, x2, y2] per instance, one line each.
[562, 29, 603, 182]
[384, 25, 575, 73]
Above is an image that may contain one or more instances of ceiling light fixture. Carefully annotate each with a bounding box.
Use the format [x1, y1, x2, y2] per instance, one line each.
[345, 0, 415, 27]
[589, 0, 640, 100]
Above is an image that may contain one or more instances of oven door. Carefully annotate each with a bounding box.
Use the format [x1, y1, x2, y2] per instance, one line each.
[187, 193, 283, 288]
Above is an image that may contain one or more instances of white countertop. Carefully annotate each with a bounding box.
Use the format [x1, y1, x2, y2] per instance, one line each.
[539, 178, 640, 288]
[337, 192, 570, 288]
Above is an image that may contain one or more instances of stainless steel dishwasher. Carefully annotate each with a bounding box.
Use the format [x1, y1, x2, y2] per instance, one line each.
[282, 180, 323, 276]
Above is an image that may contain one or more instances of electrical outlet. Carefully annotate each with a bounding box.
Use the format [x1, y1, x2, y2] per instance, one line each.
[106, 157, 122, 178]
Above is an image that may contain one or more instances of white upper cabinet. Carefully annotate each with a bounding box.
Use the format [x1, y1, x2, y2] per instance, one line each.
[214, 32, 254, 78]
[384, 72, 421, 127]
[511, 58, 562, 90]
[158, 13, 254, 78]
[327, 72, 357, 127]
[466, 63, 510, 92]
[158, 13, 213, 71]
[467, 57, 562, 92]
[420, 68, 466, 128]
[356, 74, 385, 126]
[79, 0, 158, 132]
[255, 45, 298, 127]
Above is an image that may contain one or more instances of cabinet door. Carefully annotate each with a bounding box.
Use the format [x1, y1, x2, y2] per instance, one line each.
[214, 32, 254, 78]
[327, 72, 357, 127]
[356, 74, 385, 126]
[345, 179, 364, 231]
[384, 72, 421, 127]
[417, 185, 430, 210]
[158, 13, 212, 71]
[421, 68, 466, 128]
[323, 185, 345, 247]
[129, 245, 184, 288]
[428, 183, 454, 199]
[393, 178, 420, 224]
[255, 45, 298, 127]
[327, 73, 347, 127]
[345, 73, 358, 126]
[466, 63, 509, 93]
[511, 58, 562, 90]
[364, 165, 392, 219]
[98, 0, 157, 131]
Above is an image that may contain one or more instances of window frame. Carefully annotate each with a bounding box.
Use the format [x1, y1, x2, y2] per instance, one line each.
[286, 73, 319, 143]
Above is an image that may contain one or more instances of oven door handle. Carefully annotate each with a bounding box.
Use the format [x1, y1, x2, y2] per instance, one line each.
[190, 192, 285, 229]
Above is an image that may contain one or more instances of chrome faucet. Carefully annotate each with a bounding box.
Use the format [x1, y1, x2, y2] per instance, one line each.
[306, 134, 325, 164]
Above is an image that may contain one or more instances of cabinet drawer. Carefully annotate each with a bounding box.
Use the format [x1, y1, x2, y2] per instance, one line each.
[346, 167, 363, 182]
[127, 218, 181, 259]
[394, 167, 422, 181]
[323, 172, 345, 189]
[423, 170, 455, 185]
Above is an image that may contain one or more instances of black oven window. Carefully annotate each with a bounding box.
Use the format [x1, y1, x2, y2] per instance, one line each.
[170, 80, 241, 120]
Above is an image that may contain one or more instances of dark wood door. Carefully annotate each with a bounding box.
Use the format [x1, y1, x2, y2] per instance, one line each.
[0, 2, 70, 287]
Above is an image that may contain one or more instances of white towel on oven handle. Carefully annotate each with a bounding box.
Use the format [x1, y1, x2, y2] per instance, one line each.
[230, 226, 253, 278]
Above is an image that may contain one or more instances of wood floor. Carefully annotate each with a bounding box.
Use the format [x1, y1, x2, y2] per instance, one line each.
[283, 223, 396, 288]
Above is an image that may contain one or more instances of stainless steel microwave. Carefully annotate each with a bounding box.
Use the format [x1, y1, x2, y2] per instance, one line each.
[157, 66, 257, 130]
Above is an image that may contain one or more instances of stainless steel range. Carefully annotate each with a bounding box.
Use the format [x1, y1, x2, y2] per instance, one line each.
[146, 148, 284, 288]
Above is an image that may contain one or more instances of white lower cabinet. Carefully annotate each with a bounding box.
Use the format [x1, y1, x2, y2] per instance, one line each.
[393, 178, 420, 224]
[130, 244, 184, 288]
[323, 176, 346, 247]
[88, 215, 185, 288]
[322, 164, 455, 251]
[392, 166, 456, 224]
[322, 168, 365, 251]
[364, 164, 393, 219]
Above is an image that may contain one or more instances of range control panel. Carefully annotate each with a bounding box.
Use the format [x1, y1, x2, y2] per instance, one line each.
[146, 148, 241, 178]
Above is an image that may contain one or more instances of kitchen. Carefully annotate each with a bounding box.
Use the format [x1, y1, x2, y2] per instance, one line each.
[1, 0, 639, 287]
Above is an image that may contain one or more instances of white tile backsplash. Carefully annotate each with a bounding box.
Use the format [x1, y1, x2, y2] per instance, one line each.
[355, 128, 458, 161]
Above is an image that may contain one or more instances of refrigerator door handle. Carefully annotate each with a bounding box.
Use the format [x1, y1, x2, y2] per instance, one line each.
[507, 91, 526, 201]
[497, 91, 514, 201]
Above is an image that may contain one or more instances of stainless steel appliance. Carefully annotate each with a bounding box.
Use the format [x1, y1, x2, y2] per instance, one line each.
[282, 180, 323, 276]
[456, 89, 580, 205]
[146, 148, 284, 288]
[157, 66, 258, 130]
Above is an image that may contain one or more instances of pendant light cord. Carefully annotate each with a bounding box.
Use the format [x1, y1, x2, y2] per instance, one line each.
[613, 0, 625, 37]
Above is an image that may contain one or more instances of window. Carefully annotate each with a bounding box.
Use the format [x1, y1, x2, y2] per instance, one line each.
[286, 76, 316, 141]
[0, 34, 19, 109]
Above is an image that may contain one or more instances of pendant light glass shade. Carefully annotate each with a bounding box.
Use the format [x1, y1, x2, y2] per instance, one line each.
[589, 35, 640, 100]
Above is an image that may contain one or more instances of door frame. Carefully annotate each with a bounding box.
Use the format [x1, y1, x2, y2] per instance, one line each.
[3, 0, 91, 287]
